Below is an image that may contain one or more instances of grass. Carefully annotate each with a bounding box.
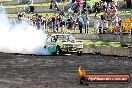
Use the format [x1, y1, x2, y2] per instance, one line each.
[3, 0, 131, 17]
[33, 10, 131, 17]
[2, 0, 125, 8]
[6, 12, 60, 17]
[118, 8, 132, 16]
[2, 0, 95, 9]
[5, 6, 131, 17]
[2, 2, 68, 8]
[82, 40, 132, 47]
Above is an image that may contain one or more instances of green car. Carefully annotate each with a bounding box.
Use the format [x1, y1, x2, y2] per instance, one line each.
[44, 34, 83, 56]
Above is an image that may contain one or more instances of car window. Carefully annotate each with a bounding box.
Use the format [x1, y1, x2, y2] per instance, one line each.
[56, 35, 75, 41]
[56, 35, 69, 40]
[69, 35, 75, 41]
[46, 37, 51, 42]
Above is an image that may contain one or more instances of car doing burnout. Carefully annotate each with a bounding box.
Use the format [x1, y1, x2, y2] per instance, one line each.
[44, 34, 83, 56]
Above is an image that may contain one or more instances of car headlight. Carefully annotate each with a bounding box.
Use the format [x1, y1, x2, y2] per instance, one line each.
[61, 45, 66, 48]
[77, 44, 83, 48]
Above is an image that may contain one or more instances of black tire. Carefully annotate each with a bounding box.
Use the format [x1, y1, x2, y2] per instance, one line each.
[56, 46, 61, 56]
[77, 51, 82, 56]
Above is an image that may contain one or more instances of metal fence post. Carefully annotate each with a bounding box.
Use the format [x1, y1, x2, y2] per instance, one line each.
[45, 22, 47, 31]
[52, 22, 53, 32]
[58, 21, 60, 32]
[44, 23, 45, 30]
[120, 22, 122, 35]
[65, 22, 66, 33]
[130, 28, 131, 35]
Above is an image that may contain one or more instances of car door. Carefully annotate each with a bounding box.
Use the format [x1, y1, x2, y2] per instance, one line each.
[45, 36, 56, 53]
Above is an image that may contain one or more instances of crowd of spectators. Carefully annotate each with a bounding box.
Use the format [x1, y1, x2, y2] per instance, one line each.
[67, 0, 123, 34]
[9, 0, 131, 34]
[14, 11, 90, 33]
[92, 0, 118, 34]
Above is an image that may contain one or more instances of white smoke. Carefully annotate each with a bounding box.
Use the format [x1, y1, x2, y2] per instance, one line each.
[0, 7, 50, 55]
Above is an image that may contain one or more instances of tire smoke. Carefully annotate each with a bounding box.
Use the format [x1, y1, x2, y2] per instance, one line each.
[0, 7, 50, 55]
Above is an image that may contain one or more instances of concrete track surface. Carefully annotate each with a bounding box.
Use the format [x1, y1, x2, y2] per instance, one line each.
[0, 53, 131, 88]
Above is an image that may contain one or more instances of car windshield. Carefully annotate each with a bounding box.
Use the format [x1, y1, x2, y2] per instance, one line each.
[56, 35, 75, 41]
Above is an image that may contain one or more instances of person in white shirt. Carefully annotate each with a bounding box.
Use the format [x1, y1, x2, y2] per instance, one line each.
[94, 13, 100, 34]
[85, 15, 90, 33]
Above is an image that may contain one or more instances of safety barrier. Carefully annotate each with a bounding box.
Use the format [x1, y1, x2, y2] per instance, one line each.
[72, 34, 132, 43]
[83, 45, 132, 57]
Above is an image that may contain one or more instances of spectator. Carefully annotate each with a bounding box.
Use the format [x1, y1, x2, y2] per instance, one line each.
[82, 0, 87, 12]
[51, 15, 56, 32]
[76, 0, 80, 6]
[69, 0, 73, 9]
[59, 8, 65, 16]
[73, 5, 79, 16]
[68, 8, 73, 16]
[72, 0, 76, 3]
[84, 15, 90, 33]
[36, 15, 42, 30]
[31, 14, 36, 26]
[67, 16, 72, 32]
[45, 14, 50, 31]
[95, 2, 100, 13]
[56, 15, 62, 32]
[53, 2, 59, 14]
[41, 16, 46, 30]
[113, 15, 119, 32]
[94, 13, 100, 34]
[17, 11, 24, 20]
[102, 19, 108, 33]
[49, 0, 53, 9]
[103, 1, 107, 11]
[61, 15, 67, 33]
[77, 16, 84, 33]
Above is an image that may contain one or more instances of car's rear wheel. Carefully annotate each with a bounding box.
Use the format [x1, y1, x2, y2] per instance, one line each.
[56, 46, 61, 56]
[77, 51, 82, 56]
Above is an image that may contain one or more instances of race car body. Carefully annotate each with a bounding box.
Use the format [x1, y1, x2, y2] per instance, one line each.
[44, 34, 83, 56]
